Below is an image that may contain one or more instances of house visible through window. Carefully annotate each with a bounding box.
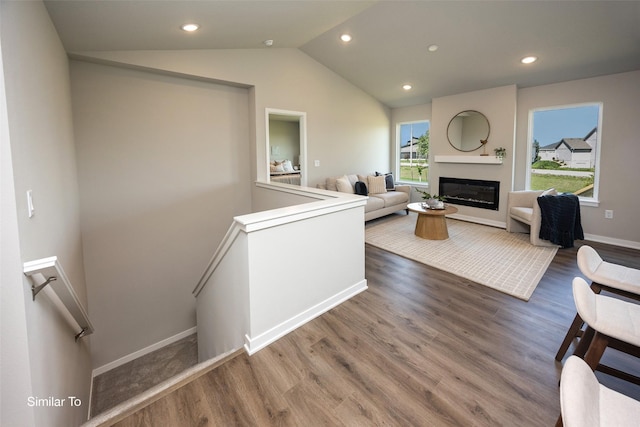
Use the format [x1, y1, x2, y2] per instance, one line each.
[528, 103, 602, 203]
[397, 121, 430, 184]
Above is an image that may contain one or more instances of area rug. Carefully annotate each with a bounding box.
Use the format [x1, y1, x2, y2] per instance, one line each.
[365, 214, 558, 301]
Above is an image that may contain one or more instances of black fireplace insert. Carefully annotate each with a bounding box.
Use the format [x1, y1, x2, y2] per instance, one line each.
[439, 177, 500, 210]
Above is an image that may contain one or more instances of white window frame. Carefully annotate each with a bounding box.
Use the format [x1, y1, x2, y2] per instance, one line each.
[526, 102, 602, 207]
[395, 120, 430, 187]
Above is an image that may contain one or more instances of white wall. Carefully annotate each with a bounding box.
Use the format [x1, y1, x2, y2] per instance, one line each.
[252, 184, 323, 212]
[392, 73, 640, 247]
[195, 189, 368, 360]
[67, 48, 390, 369]
[70, 60, 252, 369]
[245, 204, 367, 353]
[70, 49, 391, 187]
[269, 119, 300, 164]
[1, 27, 36, 427]
[430, 85, 517, 225]
[517, 70, 640, 246]
[1, 2, 92, 425]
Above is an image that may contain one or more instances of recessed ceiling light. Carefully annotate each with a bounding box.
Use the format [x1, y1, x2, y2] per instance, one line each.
[181, 23, 200, 32]
[340, 34, 352, 43]
[521, 56, 537, 64]
[402, 84, 412, 91]
[427, 44, 439, 52]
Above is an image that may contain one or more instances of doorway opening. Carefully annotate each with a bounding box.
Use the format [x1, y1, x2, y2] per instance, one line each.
[266, 108, 307, 186]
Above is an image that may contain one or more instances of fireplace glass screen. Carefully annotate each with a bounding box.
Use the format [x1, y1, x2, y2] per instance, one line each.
[439, 177, 500, 210]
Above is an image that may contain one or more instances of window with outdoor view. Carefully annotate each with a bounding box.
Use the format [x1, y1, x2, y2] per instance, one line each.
[397, 121, 430, 184]
[528, 103, 602, 203]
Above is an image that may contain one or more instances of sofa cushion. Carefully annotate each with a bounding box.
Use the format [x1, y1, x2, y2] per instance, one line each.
[346, 174, 359, 187]
[325, 176, 338, 192]
[282, 159, 295, 172]
[371, 190, 409, 207]
[365, 196, 385, 213]
[355, 181, 368, 196]
[368, 175, 387, 194]
[376, 172, 396, 190]
[271, 161, 285, 172]
[510, 206, 533, 224]
[385, 174, 395, 190]
[541, 188, 558, 197]
[336, 175, 354, 193]
[326, 174, 360, 192]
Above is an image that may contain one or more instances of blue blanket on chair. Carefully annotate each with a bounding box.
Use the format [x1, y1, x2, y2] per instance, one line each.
[537, 193, 584, 248]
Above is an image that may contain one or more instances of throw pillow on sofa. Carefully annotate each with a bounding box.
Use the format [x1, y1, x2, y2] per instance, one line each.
[367, 175, 387, 194]
[336, 175, 354, 193]
[376, 171, 396, 190]
[355, 181, 368, 196]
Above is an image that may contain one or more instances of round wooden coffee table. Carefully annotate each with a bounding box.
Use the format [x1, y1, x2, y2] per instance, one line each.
[407, 202, 458, 240]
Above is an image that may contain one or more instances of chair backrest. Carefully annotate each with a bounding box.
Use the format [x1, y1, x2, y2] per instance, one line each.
[572, 277, 598, 327]
[577, 245, 603, 281]
[560, 356, 601, 426]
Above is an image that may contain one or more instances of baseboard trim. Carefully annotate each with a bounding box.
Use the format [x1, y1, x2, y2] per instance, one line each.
[448, 215, 640, 250]
[244, 279, 368, 355]
[92, 326, 197, 377]
[584, 233, 640, 250]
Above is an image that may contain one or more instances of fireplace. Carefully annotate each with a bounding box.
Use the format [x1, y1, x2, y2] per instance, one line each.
[439, 177, 500, 210]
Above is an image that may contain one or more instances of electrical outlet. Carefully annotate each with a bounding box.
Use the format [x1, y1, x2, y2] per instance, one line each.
[605, 210, 613, 219]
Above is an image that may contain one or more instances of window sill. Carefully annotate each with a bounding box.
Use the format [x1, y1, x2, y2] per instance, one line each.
[398, 182, 429, 188]
[580, 198, 599, 208]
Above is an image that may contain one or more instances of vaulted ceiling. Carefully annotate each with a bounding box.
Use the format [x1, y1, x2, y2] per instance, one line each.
[44, 0, 640, 108]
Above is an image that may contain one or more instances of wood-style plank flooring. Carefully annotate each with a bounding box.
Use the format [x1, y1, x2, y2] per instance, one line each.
[113, 234, 640, 426]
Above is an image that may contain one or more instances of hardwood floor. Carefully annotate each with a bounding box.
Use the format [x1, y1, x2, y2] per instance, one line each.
[113, 239, 640, 426]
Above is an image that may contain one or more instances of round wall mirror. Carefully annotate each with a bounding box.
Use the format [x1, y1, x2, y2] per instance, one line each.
[446, 110, 490, 152]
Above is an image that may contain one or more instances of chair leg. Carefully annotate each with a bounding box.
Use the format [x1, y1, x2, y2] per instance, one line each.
[555, 415, 563, 427]
[583, 332, 609, 371]
[555, 282, 604, 361]
[555, 313, 584, 361]
[573, 326, 595, 359]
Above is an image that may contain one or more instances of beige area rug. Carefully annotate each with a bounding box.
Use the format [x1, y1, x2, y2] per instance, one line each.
[365, 214, 558, 301]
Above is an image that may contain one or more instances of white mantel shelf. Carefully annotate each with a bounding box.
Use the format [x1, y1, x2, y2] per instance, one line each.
[434, 155, 503, 165]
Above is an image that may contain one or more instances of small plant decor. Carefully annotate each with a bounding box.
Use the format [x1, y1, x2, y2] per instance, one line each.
[414, 188, 445, 201]
[494, 147, 507, 159]
[414, 188, 446, 209]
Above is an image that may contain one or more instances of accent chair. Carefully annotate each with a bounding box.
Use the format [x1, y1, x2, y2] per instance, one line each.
[506, 189, 558, 246]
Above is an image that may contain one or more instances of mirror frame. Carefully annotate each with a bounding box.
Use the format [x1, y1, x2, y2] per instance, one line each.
[446, 110, 490, 152]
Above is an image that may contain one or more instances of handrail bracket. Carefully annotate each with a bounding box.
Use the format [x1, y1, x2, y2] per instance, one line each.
[32, 276, 57, 301]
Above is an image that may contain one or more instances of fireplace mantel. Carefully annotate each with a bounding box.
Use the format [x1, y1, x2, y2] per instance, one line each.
[434, 155, 503, 165]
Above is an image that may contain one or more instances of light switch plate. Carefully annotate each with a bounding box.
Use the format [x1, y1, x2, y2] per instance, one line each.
[27, 190, 34, 218]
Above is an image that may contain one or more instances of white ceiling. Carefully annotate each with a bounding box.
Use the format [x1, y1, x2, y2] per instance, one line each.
[44, 0, 640, 108]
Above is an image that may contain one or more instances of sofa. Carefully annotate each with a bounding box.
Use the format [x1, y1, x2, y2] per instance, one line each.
[318, 173, 410, 221]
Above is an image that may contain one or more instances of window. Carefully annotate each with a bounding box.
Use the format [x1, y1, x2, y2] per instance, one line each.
[396, 121, 430, 184]
[527, 103, 602, 204]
